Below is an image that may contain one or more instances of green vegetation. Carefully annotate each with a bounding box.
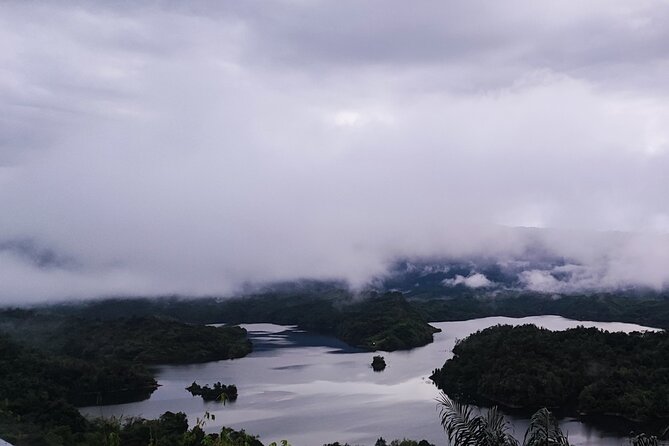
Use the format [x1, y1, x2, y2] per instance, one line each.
[186, 382, 238, 403]
[410, 292, 669, 330]
[1, 410, 264, 446]
[431, 324, 669, 422]
[53, 317, 252, 364]
[438, 394, 569, 446]
[0, 311, 252, 365]
[371, 355, 386, 371]
[191, 291, 440, 351]
[0, 332, 155, 444]
[46, 290, 669, 349]
[5, 289, 669, 443]
[334, 293, 439, 351]
[0, 310, 252, 443]
[49, 292, 440, 351]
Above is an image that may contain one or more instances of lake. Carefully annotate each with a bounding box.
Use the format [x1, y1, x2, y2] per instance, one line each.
[80, 315, 660, 446]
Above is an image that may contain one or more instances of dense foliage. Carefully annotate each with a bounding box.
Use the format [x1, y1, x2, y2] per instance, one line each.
[46, 290, 669, 348]
[334, 293, 439, 350]
[2, 410, 264, 446]
[54, 317, 252, 364]
[431, 324, 669, 422]
[410, 292, 669, 330]
[186, 382, 238, 402]
[0, 311, 253, 443]
[437, 394, 569, 446]
[371, 355, 386, 371]
[48, 292, 439, 351]
[0, 311, 252, 364]
[0, 332, 156, 444]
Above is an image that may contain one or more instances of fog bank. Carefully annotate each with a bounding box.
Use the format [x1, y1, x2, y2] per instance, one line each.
[2, 1, 669, 303]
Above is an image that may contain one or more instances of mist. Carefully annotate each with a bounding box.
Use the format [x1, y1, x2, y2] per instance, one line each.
[2, 1, 669, 304]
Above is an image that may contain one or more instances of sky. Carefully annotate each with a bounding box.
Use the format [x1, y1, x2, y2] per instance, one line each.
[1, 1, 669, 303]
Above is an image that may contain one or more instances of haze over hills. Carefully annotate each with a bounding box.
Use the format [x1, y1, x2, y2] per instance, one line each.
[2, 227, 669, 305]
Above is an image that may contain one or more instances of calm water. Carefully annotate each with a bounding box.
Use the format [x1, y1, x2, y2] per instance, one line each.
[80, 316, 660, 446]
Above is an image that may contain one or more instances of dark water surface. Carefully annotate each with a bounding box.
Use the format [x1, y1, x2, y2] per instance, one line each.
[80, 316, 660, 446]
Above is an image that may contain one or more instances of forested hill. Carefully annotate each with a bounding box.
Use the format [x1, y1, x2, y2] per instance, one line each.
[47, 292, 441, 351]
[410, 293, 669, 330]
[44, 289, 669, 345]
[0, 312, 252, 364]
[430, 324, 669, 423]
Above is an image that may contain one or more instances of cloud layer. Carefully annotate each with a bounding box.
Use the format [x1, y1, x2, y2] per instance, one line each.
[2, 1, 669, 303]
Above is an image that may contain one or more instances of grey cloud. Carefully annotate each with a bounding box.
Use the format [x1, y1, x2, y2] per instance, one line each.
[1, 1, 669, 303]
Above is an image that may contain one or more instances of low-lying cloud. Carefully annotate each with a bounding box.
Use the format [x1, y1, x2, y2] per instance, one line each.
[443, 273, 494, 289]
[1, 1, 669, 304]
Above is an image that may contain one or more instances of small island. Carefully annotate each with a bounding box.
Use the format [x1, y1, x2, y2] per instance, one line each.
[371, 355, 386, 371]
[186, 381, 238, 403]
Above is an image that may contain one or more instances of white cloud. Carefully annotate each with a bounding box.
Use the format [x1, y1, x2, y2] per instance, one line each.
[518, 270, 564, 293]
[443, 273, 493, 289]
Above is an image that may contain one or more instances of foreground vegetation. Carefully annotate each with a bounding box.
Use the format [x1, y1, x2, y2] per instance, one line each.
[431, 324, 669, 423]
[2, 404, 437, 446]
[1, 410, 264, 446]
[438, 394, 669, 446]
[439, 395, 569, 446]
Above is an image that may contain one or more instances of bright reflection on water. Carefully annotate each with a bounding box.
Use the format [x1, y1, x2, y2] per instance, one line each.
[80, 316, 660, 446]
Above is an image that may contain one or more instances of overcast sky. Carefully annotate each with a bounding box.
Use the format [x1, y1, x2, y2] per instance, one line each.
[2, 1, 669, 303]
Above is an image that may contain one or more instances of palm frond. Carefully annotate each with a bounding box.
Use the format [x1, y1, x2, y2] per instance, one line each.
[438, 394, 483, 446]
[481, 406, 519, 446]
[523, 408, 569, 446]
[437, 394, 518, 446]
[630, 433, 658, 446]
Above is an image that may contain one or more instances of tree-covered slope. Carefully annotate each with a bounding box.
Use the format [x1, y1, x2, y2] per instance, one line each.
[55, 317, 252, 364]
[46, 291, 440, 351]
[0, 311, 252, 364]
[431, 324, 669, 422]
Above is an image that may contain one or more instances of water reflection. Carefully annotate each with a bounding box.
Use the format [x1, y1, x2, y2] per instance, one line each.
[80, 316, 659, 446]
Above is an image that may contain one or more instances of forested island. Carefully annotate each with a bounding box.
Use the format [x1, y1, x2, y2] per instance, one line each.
[430, 324, 669, 422]
[186, 382, 239, 402]
[371, 355, 386, 371]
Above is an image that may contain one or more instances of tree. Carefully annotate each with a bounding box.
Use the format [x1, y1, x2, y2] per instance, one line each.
[523, 408, 569, 446]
